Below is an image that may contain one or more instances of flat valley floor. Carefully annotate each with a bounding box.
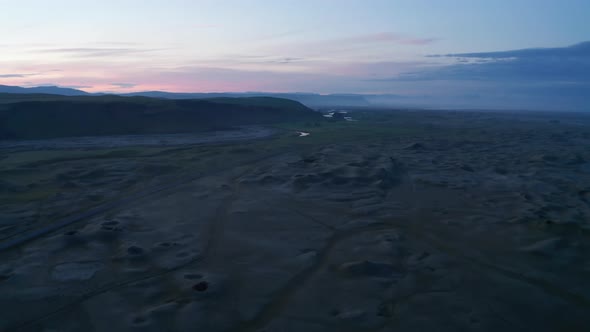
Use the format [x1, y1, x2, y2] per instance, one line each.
[1, 110, 590, 331]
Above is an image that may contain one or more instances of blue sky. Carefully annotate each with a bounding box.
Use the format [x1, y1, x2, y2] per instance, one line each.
[1, 0, 589, 109]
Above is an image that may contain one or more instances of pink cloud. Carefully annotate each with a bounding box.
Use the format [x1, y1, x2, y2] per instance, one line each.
[399, 38, 439, 45]
[259, 32, 438, 60]
[340, 32, 438, 45]
[0, 53, 435, 94]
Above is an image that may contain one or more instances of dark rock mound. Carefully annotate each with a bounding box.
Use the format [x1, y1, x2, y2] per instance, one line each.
[192, 281, 209, 292]
[127, 245, 145, 256]
[404, 142, 425, 150]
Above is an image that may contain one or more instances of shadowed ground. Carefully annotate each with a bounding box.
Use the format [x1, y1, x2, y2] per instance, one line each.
[1, 109, 589, 331]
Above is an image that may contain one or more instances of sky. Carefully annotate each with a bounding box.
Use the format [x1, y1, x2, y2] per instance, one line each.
[1, 0, 589, 109]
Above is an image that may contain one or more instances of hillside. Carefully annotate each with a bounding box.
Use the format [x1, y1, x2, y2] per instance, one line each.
[0, 94, 322, 139]
[0, 85, 89, 96]
[0, 84, 371, 108]
[123, 91, 371, 108]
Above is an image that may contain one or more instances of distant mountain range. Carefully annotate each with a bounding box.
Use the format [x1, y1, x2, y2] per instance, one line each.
[0, 85, 89, 96]
[2, 84, 586, 111]
[0, 84, 394, 108]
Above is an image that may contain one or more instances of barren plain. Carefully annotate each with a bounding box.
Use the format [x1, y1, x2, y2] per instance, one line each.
[1, 109, 590, 331]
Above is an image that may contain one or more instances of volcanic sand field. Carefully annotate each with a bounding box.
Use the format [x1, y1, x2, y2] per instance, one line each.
[1, 109, 590, 331]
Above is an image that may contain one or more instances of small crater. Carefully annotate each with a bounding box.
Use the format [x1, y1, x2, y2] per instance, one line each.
[127, 246, 145, 256]
[192, 281, 209, 292]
